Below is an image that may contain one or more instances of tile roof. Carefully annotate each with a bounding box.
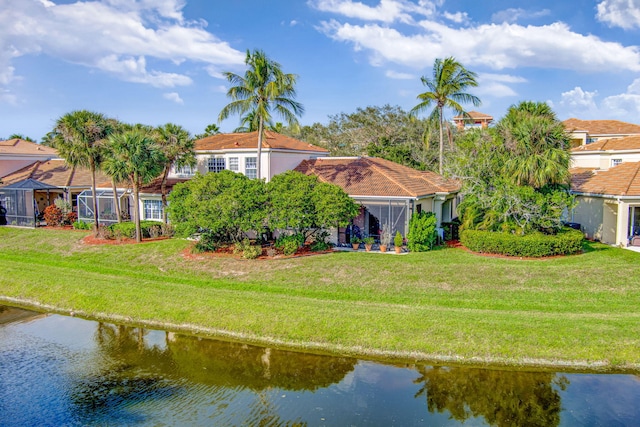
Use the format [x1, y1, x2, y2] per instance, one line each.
[571, 135, 640, 152]
[195, 131, 328, 153]
[563, 118, 640, 136]
[96, 176, 190, 195]
[0, 139, 58, 156]
[453, 111, 493, 120]
[571, 162, 640, 196]
[0, 160, 110, 188]
[294, 157, 460, 198]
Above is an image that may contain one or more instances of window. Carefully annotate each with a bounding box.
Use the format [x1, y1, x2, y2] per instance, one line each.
[612, 159, 623, 167]
[245, 157, 257, 179]
[207, 157, 226, 173]
[229, 157, 239, 171]
[143, 200, 163, 221]
[173, 164, 195, 177]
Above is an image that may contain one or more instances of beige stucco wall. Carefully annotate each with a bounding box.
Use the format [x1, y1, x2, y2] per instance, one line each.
[601, 201, 618, 244]
[571, 196, 605, 241]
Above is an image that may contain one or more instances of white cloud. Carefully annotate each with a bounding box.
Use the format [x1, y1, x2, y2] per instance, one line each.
[163, 92, 184, 104]
[557, 82, 640, 121]
[443, 11, 469, 24]
[290, 19, 299, 26]
[317, 20, 640, 72]
[560, 87, 599, 111]
[475, 73, 526, 98]
[597, 0, 640, 29]
[385, 70, 414, 79]
[602, 78, 640, 117]
[0, 0, 245, 95]
[491, 8, 551, 24]
[309, 0, 438, 24]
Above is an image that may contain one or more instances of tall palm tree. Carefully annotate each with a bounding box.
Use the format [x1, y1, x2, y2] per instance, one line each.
[102, 130, 166, 242]
[52, 110, 115, 234]
[411, 57, 480, 174]
[497, 101, 571, 189]
[218, 49, 304, 179]
[154, 123, 196, 223]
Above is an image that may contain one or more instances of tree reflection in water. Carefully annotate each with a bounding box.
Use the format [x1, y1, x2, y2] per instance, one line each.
[414, 365, 569, 426]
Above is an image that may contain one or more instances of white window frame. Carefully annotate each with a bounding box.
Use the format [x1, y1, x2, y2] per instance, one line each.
[207, 157, 226, 173]
[143, 199, 163, 221]
[245, 157, 257, 179]
[229, 157, 239, 171]
[612, 158, 623, 167]
[172, 163, 195, 177]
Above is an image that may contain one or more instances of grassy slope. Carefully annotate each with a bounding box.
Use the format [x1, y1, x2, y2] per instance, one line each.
[2, 227, 640, 371]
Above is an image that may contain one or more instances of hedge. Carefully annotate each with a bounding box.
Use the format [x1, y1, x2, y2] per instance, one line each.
[460, 228, 584, 257]
[106, 221, 174, 239]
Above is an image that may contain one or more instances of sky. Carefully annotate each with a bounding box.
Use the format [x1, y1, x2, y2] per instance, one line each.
[2, 0, 640, 141]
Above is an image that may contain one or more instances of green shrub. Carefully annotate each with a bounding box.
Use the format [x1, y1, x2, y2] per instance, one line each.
[460, 228, 584, 257]
[242, 244, 262, 259]
[310, 240, 331, 252]
[194, 232, 218, 253]
[73, 221, 91, 230]
[233, 238, 251, 255]
[275, 233, 304, 256]
[107, 221, 171, 240]
[407, 211, 438, 252]
[394, 231, 403, 247]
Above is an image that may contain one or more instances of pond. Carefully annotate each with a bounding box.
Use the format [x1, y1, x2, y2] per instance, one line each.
[1, 305, 640, 426]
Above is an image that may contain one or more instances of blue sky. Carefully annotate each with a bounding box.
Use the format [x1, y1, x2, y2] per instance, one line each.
[2, 0, 640, 141]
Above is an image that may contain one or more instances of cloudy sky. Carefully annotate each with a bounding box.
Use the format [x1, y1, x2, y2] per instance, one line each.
[2, 0, 640, 140]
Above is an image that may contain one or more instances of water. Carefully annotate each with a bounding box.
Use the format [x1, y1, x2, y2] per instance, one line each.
[1, 306, 639, 426]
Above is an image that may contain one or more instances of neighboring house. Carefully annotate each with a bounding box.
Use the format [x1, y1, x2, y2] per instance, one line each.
[452, 111, 493, 130]
[563, 118, 640, 148]
[185, 131, 329, 182]
[77, 177, 190, 225]
[0, 139, 58, 178]
[294, 156, 460, 243]
[570, 163, 640, 246]
[0, 159, 110, 215]
[571, 136, 640, 170]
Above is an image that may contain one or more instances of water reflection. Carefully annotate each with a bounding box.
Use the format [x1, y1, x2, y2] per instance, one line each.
[1, 306, 640, 426]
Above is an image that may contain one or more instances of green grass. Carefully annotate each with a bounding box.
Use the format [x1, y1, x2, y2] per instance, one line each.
[2, 226, 640, 371]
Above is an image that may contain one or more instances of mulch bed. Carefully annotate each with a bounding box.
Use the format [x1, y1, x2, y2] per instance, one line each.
[81, 235, 170, 245]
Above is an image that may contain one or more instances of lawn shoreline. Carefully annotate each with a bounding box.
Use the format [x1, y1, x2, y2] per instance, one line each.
[2, 295, 636, 374]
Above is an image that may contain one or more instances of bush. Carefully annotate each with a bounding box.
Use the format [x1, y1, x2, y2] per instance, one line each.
[460, 228, 584, 257]
[65, 211, 78, 225]
[275, 233, 304, 256]
[106, 221, 172, 240]
[394, 231, 403, 247]
[310, 240, 331, 252]
[194, 232, 218, 253]
[407, 211, 438, 252]
[73, 221, 91, 230]
[242, 244, 262, 259]
[43, 205, 64, 227]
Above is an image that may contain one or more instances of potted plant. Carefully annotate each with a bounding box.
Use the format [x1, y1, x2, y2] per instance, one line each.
[394, 231, 403, 254]
[351, 236, 361, 250]
[363, 236, 374, 252]
[379, 223, 392, 252]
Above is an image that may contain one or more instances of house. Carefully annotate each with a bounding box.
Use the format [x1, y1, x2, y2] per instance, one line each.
[563, 118, 640, 148]
[570, 163, 640, 246]
[0, 138, 58, 178]
[294, 156, 460, 243]
[181, 131, 329, 182]
[452, 111, 493, 130]
[0, 159, 111, 216]
[571, 135, 640, 170]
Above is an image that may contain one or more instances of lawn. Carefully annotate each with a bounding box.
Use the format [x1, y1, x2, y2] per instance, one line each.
[1, 226, 640, 371]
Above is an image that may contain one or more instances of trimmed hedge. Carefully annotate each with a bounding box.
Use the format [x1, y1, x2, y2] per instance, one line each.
[460, 227, 584, 257]
[106, 221, 174, 239]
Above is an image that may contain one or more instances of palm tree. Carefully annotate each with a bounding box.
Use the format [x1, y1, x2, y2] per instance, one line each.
[219, 49, 304, 179]
[52, 110, 116, 234]
[194, 123, 221, 139]
[102, 130, 166, 242]
[154, 123, 196, 223]
[497, 101, 571, 189]
[411, 57, 480, 174]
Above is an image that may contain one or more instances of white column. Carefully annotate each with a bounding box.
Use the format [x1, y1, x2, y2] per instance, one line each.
[616, 200, 629, 246]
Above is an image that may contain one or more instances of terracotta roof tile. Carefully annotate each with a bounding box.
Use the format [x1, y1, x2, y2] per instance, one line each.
[294, 157, 460, 198]
[1, 160, 110, 188]
[571, 162, 640, 196]
[453, 111, 493, 120]
[0, 139, 58, 156]
[571, 135, 640, 152]
[563, 118, 640, 136]
[195, 131, 328, 153]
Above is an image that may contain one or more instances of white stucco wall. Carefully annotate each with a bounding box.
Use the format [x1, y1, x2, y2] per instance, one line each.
[571, 196, 604, 241]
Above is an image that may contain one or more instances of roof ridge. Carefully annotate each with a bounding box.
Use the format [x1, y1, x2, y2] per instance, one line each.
[623, 162, 640, 196]
[365, 158, 419, 196]
[305, 160, 330, 184]
[28, 160, 42, 179]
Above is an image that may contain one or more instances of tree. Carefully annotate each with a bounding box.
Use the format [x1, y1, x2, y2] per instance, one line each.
[497, 101, 571, 189]
[154, 123, 196, 223]
[167, 170, 267, 244]
[411, 57, 480, 174]
[102, 130, 165, 242]
[267, 171, 359, 243]
[194, 123, 221, 139]
[9, 133, 35, 142]
[219, 49, 304, 179]
[51, 110, 116, 234]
